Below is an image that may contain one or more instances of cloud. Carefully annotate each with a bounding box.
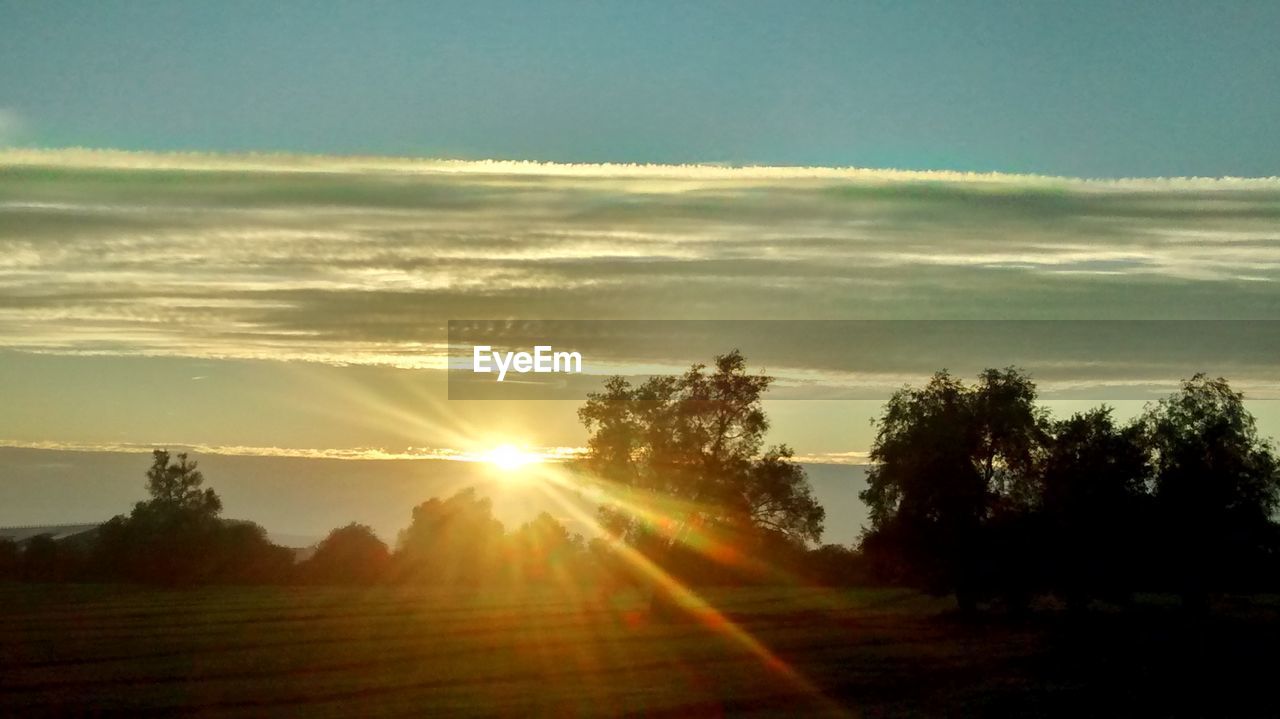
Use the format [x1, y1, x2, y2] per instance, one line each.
[3, 147, 1278, 186]
[1, 148, 1278, 395]
[0, 439, 586, 463]
[791, 451, 871, 466]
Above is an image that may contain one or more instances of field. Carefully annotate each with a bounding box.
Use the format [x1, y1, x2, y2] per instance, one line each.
[2, 584, 1278, 717]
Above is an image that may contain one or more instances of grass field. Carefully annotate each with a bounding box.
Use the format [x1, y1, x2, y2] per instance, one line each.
[2, 584, 1278, 717]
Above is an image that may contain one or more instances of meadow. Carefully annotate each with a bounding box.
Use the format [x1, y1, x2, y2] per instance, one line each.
[3, 584, 1278, 717]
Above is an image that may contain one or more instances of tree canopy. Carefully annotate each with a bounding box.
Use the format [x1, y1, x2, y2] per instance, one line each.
[578, 350, 824, 557]
[301, 523, 390, 585]
[862, 368, 1046, 527]
[862, 369, 1280, 612]
[395, 488, 506, 584]
[1142, 374, 1280, 604]
[1144, 374, 1280, 527]
[92, 450, 290, 584]
[859, 368, 1046, 608]
[143, 449, 221, 516]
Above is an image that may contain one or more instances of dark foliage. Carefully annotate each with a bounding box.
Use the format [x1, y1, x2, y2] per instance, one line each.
[1039, 408, 1151, 610]
[89, 450, 293, 585]
[299, 523, 391, 585]
[860, 369, 1280, 612]
[578, 351, 826, 611]
[21, 534, 85, 582]
[0, 538, 18, 581]
[506, 512, 589, 584]
[859, 368, 1046, 610]
[393, 488, 507, 585]
[1144, 374, 1280, 606]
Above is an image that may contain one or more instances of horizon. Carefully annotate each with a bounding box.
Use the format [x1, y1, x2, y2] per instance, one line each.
[7, 146, 1280, 182]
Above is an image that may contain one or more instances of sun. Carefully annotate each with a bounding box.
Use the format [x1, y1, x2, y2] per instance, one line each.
[484, 444, 540, 471]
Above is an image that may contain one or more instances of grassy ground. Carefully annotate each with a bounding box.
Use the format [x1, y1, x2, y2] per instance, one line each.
[2, 583, 1278, 717]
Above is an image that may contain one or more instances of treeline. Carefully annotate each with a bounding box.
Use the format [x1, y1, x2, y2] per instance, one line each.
[0, 452, 294, 585]
[0, 450, 863, 588]
[6, 356, 1276, 616]
[860, 371, 1280, 612]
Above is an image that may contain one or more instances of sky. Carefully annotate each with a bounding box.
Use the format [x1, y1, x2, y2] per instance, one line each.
[2, 152, 1278, 541]
[2, 1, 1279, 177]
[1, 3, 1278, 543]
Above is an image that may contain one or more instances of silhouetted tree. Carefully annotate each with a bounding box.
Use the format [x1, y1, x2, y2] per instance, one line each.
[507, 512, 585, 584]
[145, 449, 221, 515]
[0, 537, 19, 581]
[301, 523, 391, 585]
[208, 521, 295, 584]
[578, 350, 825, 613]
[974, 368, 1046, 508]
[1143, 374, 1280, 610]
[93, 450, 290, 584]
[802, 544, 870, 586]
[1040, 408, 1151, 610]
[860, 368, 1046, 612]
[395, 488, 505, 585]
[21, 534, 84, 582]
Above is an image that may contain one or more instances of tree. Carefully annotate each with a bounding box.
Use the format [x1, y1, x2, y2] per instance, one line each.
[0, 538, 19, 581]
[144, 450, 221, 516]
[859, 368, 1046, 611]
[578, 350, 825, 610]
[211, 521, 295, 584]
[395, 488, 506, 585]
[507, 512, 585, 584]
[973, 368, 1046, 510]
[802, 544, 870, 586]
[1143, 374, 1280, 609]
[301, 523, 391, 585]
[1039, 408, 1151, 610]
[93, 450, 290, 585]
[21, 534, 83, 582]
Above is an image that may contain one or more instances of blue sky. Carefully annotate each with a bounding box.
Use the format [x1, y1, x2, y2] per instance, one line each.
[2, 1, 1278, 177]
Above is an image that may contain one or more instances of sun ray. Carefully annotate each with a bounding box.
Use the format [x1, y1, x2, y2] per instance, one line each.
[517, 461, 851, 717]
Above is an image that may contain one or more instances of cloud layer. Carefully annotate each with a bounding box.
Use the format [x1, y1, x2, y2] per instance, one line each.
[2, 149, 1278, 386]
